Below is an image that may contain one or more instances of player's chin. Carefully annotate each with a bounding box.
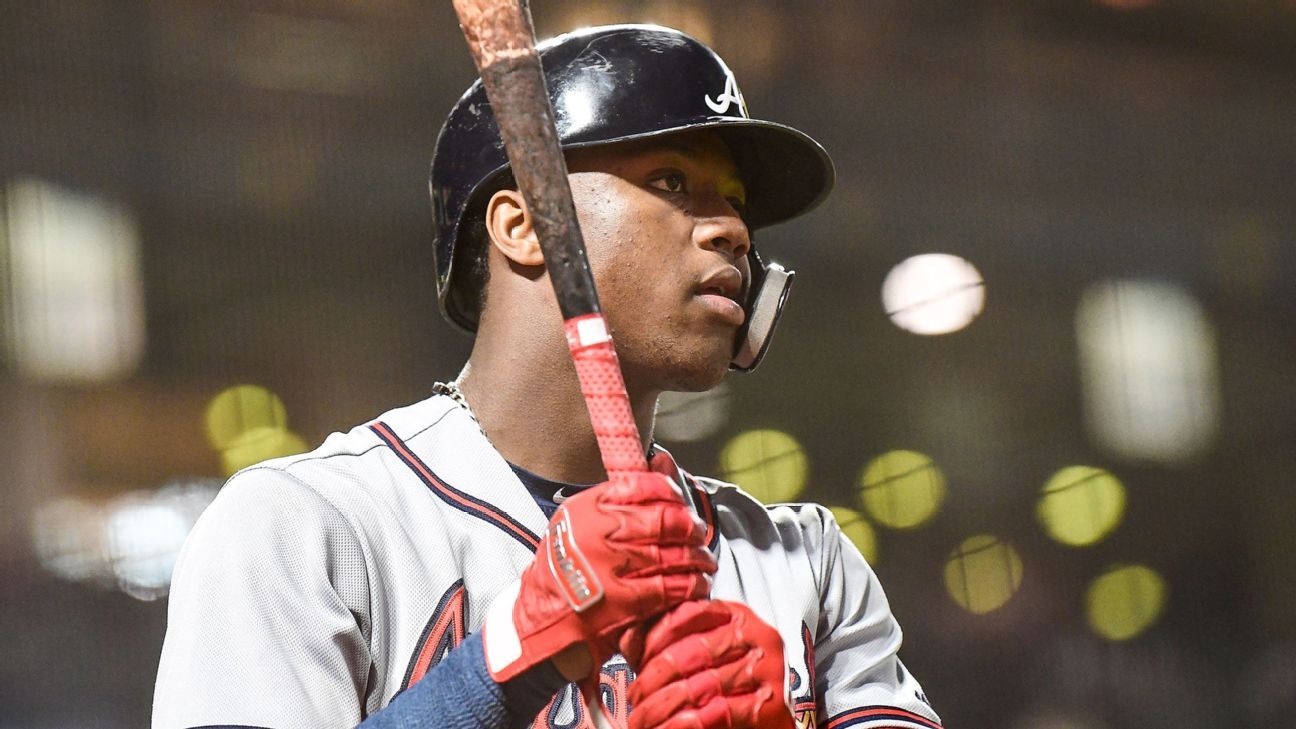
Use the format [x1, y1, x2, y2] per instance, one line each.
[668, 334, 735, 390]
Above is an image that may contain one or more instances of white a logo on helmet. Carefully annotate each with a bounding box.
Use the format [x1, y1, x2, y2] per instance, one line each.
[705, 69, 746, 115]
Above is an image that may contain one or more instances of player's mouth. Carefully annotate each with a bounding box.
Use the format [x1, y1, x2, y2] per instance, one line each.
[694, 266, 745, 327]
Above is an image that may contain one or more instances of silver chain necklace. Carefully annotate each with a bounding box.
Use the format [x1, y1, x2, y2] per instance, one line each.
[434, 378, 657, 504]
[435, 379, 579, 503]
[432, 379, 488, 439]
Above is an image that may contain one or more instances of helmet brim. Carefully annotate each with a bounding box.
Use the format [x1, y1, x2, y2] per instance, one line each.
[559, 117, 836, 231]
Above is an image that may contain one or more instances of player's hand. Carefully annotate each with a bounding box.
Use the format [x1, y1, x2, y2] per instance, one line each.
[481, 471, 716, 683]
[625, 600, 794, 729]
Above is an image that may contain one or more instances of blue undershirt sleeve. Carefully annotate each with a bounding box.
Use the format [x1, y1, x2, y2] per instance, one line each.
[357, 632, 567, 729]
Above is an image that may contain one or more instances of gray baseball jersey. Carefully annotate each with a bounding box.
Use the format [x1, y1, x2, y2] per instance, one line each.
[153, 394, 941, 729]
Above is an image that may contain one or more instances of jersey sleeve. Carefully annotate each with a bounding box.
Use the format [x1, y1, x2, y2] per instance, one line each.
[152, 467, 373, 729]
[811, 507, 942, 729]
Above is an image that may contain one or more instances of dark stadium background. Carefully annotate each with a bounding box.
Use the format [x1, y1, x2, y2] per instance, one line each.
[2, 1, 1294, 727]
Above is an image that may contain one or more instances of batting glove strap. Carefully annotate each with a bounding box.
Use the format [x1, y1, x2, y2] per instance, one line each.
[481, 581, 625, 683]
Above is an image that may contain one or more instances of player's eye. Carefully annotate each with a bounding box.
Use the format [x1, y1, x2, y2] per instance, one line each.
[726, 196, 748, 218]
[649, 172, 687, 194]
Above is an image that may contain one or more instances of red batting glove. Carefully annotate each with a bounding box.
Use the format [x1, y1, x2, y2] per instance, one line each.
[481, 472, 717, 683]
[626, 600, 794, 729]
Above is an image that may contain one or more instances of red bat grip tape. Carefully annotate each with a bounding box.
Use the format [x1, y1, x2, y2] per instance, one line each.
[563, 314, 649, 479]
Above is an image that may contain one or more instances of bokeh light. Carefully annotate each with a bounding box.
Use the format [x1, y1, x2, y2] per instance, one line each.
[1076, 279, 1219, 464]
[104, 492, 193, 601]
[1037, 466, 1126, 547]
[219, 426, 309, 476]
[881, 253, 985, 335]
[0, 177, 145, 382]
[205, 384, 307, 475]
[30, 479, 220, 601]
[1086, 563, 1168, 641]
[31, 497, 110, 583]
[655, 383, 730, 443]
[718, 429, 807, 504]
[944, 534, 1023, 614]
[829, 506, 879, 565]
[205, 384, 288, 451]
[858, 450, 945, 529]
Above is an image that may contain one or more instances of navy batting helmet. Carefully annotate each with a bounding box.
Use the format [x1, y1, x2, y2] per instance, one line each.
[430, 24, 834, 370]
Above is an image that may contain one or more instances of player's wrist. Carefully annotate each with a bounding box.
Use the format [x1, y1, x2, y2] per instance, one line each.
[551, 642, 593, 681]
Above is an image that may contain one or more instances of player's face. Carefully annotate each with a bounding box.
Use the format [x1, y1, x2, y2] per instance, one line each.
[565, 130, 752, 393]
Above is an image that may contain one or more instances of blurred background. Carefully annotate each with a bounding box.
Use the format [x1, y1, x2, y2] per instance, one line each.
[2, 0, 1294, 727]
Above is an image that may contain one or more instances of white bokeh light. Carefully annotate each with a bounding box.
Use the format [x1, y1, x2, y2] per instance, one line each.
[31, 497, 110, 583]
[105, 492, 195, 601]
[1076, 279, 1219, 464]
[882, 253, 985, 335]
[1, 177, 145, 382]
[30, 479, 220, 601]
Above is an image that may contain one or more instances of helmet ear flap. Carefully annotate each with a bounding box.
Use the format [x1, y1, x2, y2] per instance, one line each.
[731, 246, 793, 372]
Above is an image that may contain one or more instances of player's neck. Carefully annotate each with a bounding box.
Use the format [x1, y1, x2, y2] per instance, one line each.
[455, 346, 658, 485]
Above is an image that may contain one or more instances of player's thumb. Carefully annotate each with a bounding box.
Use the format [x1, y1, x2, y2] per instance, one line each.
[618, 623, 648, 669]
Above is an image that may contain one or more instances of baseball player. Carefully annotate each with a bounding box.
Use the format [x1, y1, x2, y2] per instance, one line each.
[153, 24, 942, 729]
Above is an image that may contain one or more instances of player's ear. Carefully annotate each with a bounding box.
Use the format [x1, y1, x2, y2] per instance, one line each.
[485, 188, 544, 267]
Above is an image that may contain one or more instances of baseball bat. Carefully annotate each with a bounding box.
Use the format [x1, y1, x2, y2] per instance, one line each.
[450, 3, 643, 725]
[451, 0, 648, 483]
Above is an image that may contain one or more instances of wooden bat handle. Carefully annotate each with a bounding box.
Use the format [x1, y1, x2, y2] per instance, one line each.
[451, 0, 648, 480]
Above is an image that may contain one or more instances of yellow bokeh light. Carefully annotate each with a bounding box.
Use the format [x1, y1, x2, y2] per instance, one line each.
[205, 384, 288, 451]
[1086, 564, 1167, 641]
[220, 426, 309, 476]
[718, 429, 807, 504]
[944, 534, 1022, 615]
[1037, 466, 1126, 547]
[829, 506, 879, 565]
[858, 450, 945, 529]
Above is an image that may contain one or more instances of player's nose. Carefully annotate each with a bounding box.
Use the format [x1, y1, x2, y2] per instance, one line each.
[693, 197, 751, 262]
